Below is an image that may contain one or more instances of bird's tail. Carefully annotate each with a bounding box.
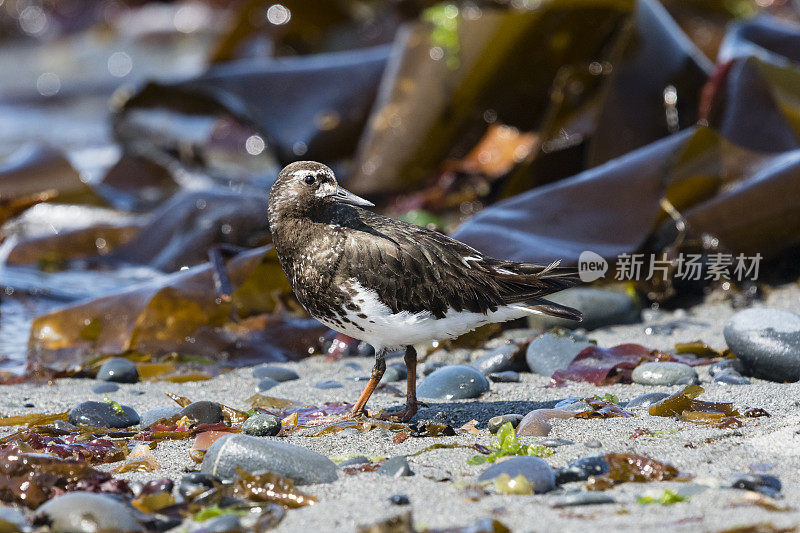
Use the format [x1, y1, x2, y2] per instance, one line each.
[498, 260, 583, 322]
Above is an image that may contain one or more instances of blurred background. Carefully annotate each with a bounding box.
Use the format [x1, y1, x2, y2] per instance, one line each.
[1, 0, 799, 379]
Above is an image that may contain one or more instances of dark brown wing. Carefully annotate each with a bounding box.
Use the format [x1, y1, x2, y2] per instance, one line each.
[337, 208, 582, 320]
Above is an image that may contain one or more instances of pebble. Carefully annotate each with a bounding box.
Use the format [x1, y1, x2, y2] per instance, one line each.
[338, 456, 370, 467]
[539, 438, 575, 448]
[252, 365, 299, 382]
[377, 456, 414, 477]
[527, 288, 640, 330]
[200, 434, 337, 484]
[730, 473, 782, 497]
[525, 333, 593, 377]
[584, 440, 602, 448]
[551, 492, 615, 507]
[96, 357, 139, 383]
[256, 377, 280, 392]
[553, 398, 592, 413]
[489, 371, 520, 383]
[422, 362, 446, 376]
[487, 414, 524, 434]
[708, 359, 744, 376]
[477, 456, 555, 494]
[517, 409, 575, 436]
[724, 308, 800, 382]
[631, 362, 697, 386]
[472, 344, 525, 375]
[68, 401, 139, 428]
[241, 414, 281, 436]
[52, 420, 78, 431]
[179, 472, 222, 500]
[499, 328, 543, 342]
[555, 456, 609, 484]
[625, 392, 670, 409]
[389, 494, 410, 505]
[139, 406, 181, 428]
[713, 372, 752, 385]
[383, 362, 408, 382]
[34, 492, 143, 532]
[179, 401, 223, 425]
[91, 382, 120, 394]
[417, 365, 489, 400]
[315, 380, 344, 389]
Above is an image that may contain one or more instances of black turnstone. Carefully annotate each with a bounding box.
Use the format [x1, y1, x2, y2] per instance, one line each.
[268, 161, 582, 421]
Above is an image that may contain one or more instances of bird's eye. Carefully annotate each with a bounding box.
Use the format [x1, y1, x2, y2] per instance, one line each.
[303, 174, 316, 185]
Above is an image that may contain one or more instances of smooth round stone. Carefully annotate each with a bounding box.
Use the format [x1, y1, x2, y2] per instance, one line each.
[140, 406, 181, 428]
[487, 414, 524, 434]
[377, 456, 413, 477]
[625, 392, 670, 409]
[315, 380, 343, 389]
[708, 359, 744, 376]
[584, 440, 602, 449]
[489, 371, 520, 383]
[527, 288, 640, 330]
[730, 473, 782, 497]
[256, 377, 280, 392]
[252, 365, 299, 382]
[52, 420, 78, 431]
[91, 382, 119, 394]
[241, 414, 281, 437]
[713, 372, 751, 385]
[477, 456, 555, 494]
[338, 456, 370, 467]
[383, 362, 408, 382]
[631, 362, 697, 386]
[179, 472, 221, 500]
[96, 357, 139, 383]
[68, 401, 139, 428]
[179, 401, 223, 425]
[554, 398, 592, 413]
[499, 329, 542, 342]
[417, 365, 489, 400]
[472, 345, 525, 375]
[389, 494, 410, 505]
[555, 456, 609, 484]
[525, 333, 593, 377]
[34, 492, 143, 532]
[539, 438, 575, 448]
[724, 309, 800, 382]
[551, 492, 615, 507]
[200, 434, 337, 484]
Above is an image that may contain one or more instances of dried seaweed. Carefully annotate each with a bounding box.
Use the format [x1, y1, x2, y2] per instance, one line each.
[587, 453, 680, 491]
[232, 467, 316, 508]
[574, 397, 634, 419]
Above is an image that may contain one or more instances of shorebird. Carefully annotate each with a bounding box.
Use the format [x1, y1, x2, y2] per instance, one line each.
[268, 161, 582, 421]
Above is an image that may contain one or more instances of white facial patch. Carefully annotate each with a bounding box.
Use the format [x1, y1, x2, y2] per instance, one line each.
[315, 182, 337, 198]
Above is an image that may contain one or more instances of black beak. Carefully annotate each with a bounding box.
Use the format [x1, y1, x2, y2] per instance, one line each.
[330, 186, 374, 207]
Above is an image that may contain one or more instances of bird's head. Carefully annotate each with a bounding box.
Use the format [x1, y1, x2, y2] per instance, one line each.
[268, 161, 373, 228]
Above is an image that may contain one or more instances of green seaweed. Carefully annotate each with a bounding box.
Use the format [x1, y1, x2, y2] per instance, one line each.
[422, 3, 460, 69]
[467, 422, 553, 465]
[637, 489, 688, 505]
[103, 395, 125, 416]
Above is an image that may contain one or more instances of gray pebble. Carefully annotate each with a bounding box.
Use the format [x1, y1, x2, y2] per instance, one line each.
[91, 382, 119, 394]
[417, 365, 489, 400]
[527, 288, 640, 330]
[489, 371, 520, 383]
[256, 377, 280, 392]
[179, 401, 223, 425]
[34, 492, 143, 532]
[377, 456, 413, 477]
[551, 492, 615, 507]
[625, 392, 670, 409]
[139, 406, 181, 428]
[252, 365, 299, 382]
[526, 333, 592, 377]
[713, 372, 752, 385]
[487, 414, 524, 434]
[730, 473, 782, 497]
[632, 362, 697, 386]
[338, 456, 370, 467]
[472, 344, 525, 375]
[708, 359, 744, 376]
[477, 456, 555, 493]
[422, 362, 446, 376]
[201, 434, 337, 484]
[96, 357, 139, 383]
[68, 401, 139, 428]
[539, 438, 575, 448]
[584, 439, 602, 448]
[383, 362, 407, 382]
[555, 456, 609, 484]
[241, 413, 281, 436]
[724, 308, 800, 382]
[315, 380, 344, 389]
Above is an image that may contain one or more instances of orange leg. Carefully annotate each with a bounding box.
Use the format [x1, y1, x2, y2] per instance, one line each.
[351, 348, 385, 416]
[390, 346, 424, 422]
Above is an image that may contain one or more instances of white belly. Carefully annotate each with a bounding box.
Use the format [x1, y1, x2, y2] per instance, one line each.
[319, 279, 534, 350]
